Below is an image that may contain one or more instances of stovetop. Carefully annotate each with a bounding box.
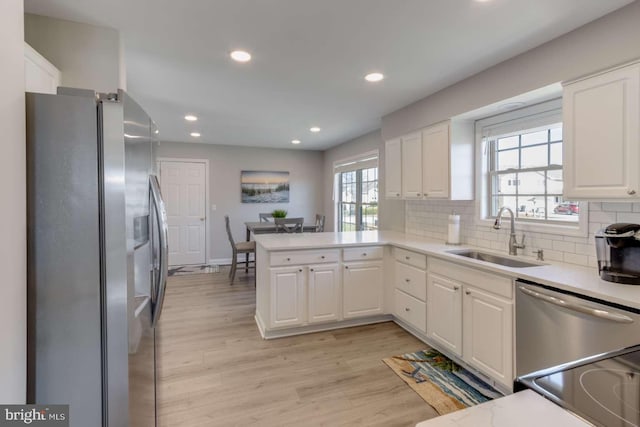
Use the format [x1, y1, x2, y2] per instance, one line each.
[517, 345, 640, 427]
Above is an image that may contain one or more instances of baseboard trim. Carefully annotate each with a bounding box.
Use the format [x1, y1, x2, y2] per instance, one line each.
[258, 314, 394, 339]
[209, 256, 255, 266]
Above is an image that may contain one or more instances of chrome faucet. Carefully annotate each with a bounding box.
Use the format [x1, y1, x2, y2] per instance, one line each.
[493, 207, 526, 255]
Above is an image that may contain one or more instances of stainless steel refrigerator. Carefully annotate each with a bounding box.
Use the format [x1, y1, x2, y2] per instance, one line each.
[26, 88, 168, 427]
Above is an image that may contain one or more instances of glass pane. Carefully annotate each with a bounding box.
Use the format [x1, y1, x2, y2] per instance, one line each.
[547, 169, 563, 194]
[521, 145, 548, 169]
[492, 196, 517, 217]
[341, 203, 356, 231]
[519, 196, 545, 219]
[496, 173, 518, 195]
[497, 136, 518, 150]
[550, 142, 562, 166]
[518, 171, 546, 194]
[497, 149, 519, 171]
[549, 198, 580, 222]
[361, 204, 378, 230]
[550, 125, 563, 142]
[521, 130, 548, 146]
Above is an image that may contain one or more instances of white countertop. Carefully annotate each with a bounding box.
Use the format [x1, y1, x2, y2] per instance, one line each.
[254, 230, 640, 310]
[414, 390, 590, 427]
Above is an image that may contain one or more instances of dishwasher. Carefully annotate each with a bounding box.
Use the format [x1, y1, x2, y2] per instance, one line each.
[515, 279, 640, 376]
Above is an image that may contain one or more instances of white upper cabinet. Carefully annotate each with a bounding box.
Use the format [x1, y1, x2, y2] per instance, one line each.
[401, 132, 423, 199]
[422, 122, 450, 199]
[563, 61, 640, 199]
[24, 42, 61, 95]
[385, 138, 402, 199]
[385, 120, 473, 201]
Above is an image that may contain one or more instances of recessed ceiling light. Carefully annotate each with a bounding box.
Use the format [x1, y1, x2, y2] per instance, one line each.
[291, 139, 301, 145]
[184, 114, 198, 122]
[365, 72, 384, 82]
[310, 127, 321, 133]
[190, 132, 201, 138]
[230, 50, 252, 62]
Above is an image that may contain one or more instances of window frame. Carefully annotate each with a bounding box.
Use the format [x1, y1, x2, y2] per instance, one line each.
[333, 150, 379, 232]
[474, 99, 588, 237]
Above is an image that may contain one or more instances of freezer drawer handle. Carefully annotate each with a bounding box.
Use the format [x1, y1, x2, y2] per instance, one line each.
[518, 285, 634, 324]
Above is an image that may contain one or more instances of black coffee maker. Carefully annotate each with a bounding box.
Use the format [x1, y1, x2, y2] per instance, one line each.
[595, 223, 640, 285]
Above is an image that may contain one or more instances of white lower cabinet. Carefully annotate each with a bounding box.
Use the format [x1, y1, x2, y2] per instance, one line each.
[343, 261, 384, 318]
[463, 286, 513, 388]
[426, 273, 463, 356]
[307, 264, 340, 324]
[395, 289, 426, 333]
[270, 267, 306, 328]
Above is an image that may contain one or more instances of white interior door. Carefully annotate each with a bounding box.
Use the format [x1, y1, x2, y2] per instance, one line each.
[160, 161, 206, 266]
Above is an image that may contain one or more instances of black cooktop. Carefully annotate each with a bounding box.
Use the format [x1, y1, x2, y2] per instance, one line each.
[517, 345, 640, 427]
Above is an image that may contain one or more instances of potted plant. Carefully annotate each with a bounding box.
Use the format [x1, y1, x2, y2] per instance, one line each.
[272, 209, 287, 218]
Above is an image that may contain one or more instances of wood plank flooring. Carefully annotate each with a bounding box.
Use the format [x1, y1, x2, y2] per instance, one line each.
[156, 268, 439, 426]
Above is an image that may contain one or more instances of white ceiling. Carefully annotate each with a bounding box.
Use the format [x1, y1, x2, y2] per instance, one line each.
[24, 0, 634, 150]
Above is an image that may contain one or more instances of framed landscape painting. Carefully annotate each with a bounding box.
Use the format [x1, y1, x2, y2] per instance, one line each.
[241, 170, 290, 203]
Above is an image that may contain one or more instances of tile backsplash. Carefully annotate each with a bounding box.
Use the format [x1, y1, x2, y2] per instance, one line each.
[405, 200, 640, 268]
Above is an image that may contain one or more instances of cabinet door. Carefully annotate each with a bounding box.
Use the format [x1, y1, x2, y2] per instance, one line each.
[385, 138, 402, 199]
[422, 122, 450, 199]
[270, 267, 305, 328]
[563, 63, 640, 199]
[401, 132, 423, 199]
[343, 261, 384, 318]
[463, 287, 513, 389]
[308, 264, 340, 324]
[426, 273, 462, 356]
[395, 289, 426, 333]
[24, 42, 61, 95]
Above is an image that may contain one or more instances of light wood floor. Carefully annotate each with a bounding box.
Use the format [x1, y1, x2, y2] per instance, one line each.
[156, 268, 439, 426]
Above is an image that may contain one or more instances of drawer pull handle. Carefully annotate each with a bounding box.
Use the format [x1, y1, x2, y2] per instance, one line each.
[362, 253, 367, 256]
[310, 268, 314, 272]
[405, 256, 410, 260]
[405, 307, 410, 312]
[396, 193, 400, 196]
[453, 286, 459, 291]
[299, 269, 303, 272]
[321, 255, 325, 259]
[286, 257, 291, 261]
[465, 290, 471, 295]
[629, 189, 637, 195]
[405, 278, 411, 283]
[345, 266, 349, 269]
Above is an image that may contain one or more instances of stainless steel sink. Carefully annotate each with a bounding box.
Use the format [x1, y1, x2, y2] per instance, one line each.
[446, 250, 543, 268]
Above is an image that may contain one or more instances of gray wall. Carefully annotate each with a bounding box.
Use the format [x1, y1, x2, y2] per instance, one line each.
[155, 142, 324, 262]
[0, 0, 26, 403]
[382, 0, 640, 139]
[25, 13, 121, 93]
[323, 130, 405, 232]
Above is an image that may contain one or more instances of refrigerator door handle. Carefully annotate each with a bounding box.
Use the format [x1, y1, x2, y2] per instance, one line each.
[150, 175, 169, 327]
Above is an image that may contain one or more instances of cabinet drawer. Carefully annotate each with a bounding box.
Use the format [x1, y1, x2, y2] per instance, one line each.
[395, 261, 427, 301]
[395, 289, 426, 333]
[270, 249, 340, 267]
[343, 246, 384, 261]
[394, 247, 427, 269]
[430, 258, 512, 299]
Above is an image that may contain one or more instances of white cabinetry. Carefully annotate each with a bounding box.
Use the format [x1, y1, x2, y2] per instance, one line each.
[463, 286, 513, 388]
[401, 132, 423, 199]
[385, 138, 402, 199]
[267, 249, 341, 329]
[563, 61, 640, 199]
[385, 120, 473, 201]
[427, 258, 514, 389]
[343, 261, 384, 318]
[307, 264, 340, 323]
[393, 248, 427, 333]
[24, 42, 61, 95]
[426, 273, 462, 356]
[270, 267, 306, 328]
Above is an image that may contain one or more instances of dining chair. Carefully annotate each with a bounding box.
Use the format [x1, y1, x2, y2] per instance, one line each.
[259, 213, 273, 222]
[315, 214, 326, 232]
[225, 215, 256, 284]
[274, 217, 304, 233]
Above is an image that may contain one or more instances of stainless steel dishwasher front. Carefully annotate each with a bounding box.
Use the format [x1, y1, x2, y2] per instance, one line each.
[515, 279, 640, 376]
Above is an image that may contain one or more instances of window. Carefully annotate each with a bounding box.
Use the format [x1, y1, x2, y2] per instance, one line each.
[479, 100, 582, 228]
[334, 152, 378, 231]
